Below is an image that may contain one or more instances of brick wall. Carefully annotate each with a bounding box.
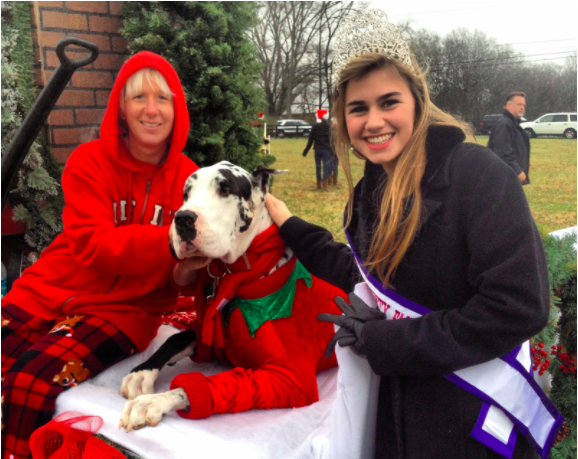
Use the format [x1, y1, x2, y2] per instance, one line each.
[30, 1, 129, 164]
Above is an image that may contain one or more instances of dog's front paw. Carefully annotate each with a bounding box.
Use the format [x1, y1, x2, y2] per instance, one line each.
[119, 388, 190, 432]
[120, 369, 159, 400]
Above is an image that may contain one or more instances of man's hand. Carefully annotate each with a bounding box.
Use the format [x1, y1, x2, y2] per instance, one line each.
[265, 194, 293, 228]
[302, 150, 308, 157]
[518, 171, 527, 182]
[318, 292, 385, 358]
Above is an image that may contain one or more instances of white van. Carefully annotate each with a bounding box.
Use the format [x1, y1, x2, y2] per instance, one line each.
[520, 113, 577, 139]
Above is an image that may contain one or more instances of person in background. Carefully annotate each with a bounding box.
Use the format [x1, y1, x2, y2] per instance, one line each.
[487, 91, 531, 184]
[265, 9, 553, 459]
[303, 111, 332, 190]
[1, 52, 209, 459]
[329, 120, 339, 187]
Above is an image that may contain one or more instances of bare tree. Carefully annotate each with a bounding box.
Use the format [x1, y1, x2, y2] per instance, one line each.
[249, 4, 287, 116]
[249, 2, 323, 116]
[249, 1, 356, 117]
[312, 1, 355, 115]
[251, 5, 577, 121]
[561, 53, 578, 112]
[407, 27, 575, 122]
[282, 2, 325, 116]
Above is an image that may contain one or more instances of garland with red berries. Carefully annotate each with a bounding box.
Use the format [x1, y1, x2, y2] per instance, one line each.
[532, 343, 577, 378]
[535, 233, 576, 458]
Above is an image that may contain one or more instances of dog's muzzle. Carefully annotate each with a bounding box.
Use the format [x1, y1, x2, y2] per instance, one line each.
[174, 210, 198, 241]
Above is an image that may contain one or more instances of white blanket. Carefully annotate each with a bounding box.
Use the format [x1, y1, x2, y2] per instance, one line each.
[55, 325, 336, 459]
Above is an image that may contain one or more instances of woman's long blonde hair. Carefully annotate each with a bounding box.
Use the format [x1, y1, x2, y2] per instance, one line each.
[332, 53, 473, 287]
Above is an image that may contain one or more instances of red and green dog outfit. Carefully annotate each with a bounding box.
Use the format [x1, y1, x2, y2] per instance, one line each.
[170, 224, 345, 419]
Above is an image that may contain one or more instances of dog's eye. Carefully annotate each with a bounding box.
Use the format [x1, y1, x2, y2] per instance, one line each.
[219, 187, 231, 197]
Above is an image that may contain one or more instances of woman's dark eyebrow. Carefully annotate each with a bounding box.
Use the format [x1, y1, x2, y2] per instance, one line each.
[377, 92, 401, 102]
[346, 92, 402, 107]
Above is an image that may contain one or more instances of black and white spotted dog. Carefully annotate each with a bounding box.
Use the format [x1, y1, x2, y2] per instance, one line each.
[118, 161, 289, 431]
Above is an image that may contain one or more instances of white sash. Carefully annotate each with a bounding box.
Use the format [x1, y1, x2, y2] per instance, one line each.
[329, 282, 381, 459]
[347, 261, 563, 459]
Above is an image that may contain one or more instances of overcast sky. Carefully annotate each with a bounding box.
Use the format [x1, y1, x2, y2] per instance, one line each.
[371, 1, 577, 65]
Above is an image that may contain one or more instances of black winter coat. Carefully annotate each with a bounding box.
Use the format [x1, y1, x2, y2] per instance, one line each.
[487, 110, 531, 185]
[279, 126, 549, 459]
[303, 121, 331, 155]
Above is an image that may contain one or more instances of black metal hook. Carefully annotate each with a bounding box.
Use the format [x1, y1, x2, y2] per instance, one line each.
[55, 36, 99, 71]
[1, 37, 100, 210]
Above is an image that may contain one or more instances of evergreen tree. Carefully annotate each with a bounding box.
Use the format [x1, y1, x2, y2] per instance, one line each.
[549, 274, 577, 459]
[535, 233, 577, 458]
[121, 1, 273, 171]
[1, 1, 63, 264]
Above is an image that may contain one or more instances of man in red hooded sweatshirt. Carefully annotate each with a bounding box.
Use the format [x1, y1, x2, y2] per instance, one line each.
[1, 52, 205, 459]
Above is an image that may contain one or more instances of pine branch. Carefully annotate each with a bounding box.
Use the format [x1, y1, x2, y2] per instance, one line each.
[1, 1, 64, 261]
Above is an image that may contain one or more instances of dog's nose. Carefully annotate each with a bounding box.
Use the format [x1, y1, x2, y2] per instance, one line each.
[174, 210, 198, 231]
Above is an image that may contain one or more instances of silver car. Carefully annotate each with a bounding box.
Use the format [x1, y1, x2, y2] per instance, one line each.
[275, 119, 312, 138]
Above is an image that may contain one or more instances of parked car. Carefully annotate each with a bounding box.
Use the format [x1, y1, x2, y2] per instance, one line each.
[275, 119, 312, 138]
[477, 114, 502, 135]
[520, 113, 577, 139]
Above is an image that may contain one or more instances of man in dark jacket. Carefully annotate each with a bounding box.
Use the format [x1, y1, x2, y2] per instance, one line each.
[303, 113, 332, 190]
[488, 91, 531, 185]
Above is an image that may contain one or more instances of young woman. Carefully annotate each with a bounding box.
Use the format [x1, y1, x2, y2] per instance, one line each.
[1, 52, 207, 459]
[266, 10, 553, 459]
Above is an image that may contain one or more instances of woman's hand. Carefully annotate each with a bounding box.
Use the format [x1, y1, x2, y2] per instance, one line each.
[318, 292, 385, 358]
[173, 254, 213, 287]
[265, 194, 293, 228]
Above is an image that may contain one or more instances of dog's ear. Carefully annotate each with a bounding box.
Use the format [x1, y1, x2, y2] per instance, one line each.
[251, 165, 288, 194]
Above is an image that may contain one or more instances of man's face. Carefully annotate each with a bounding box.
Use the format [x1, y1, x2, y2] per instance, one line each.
[505, 96, 526, 119]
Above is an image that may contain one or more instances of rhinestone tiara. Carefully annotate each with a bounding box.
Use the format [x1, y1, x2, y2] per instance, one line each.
[333, 9, 413, 85]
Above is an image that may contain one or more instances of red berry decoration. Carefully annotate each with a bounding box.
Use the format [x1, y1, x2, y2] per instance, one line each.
[554, 422, 570, 446]
[530, 342, 562, 376]
[556, 350, 577, 376]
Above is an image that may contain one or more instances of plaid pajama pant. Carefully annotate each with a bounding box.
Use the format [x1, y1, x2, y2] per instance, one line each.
[1, 303, 136, 459]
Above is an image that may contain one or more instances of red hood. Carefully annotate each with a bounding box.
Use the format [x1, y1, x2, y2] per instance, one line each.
[100, 51, 190, 171]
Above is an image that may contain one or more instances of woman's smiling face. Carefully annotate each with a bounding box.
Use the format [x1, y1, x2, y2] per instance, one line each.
[121, 78, 174, 164]
[344, 66, 415, 175]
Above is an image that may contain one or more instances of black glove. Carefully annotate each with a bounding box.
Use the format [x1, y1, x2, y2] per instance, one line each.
[318, 292, 385, 358]
[302, 150, 308, 157]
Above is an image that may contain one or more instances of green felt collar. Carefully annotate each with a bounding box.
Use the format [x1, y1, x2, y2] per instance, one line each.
[222, 260, 312, 337]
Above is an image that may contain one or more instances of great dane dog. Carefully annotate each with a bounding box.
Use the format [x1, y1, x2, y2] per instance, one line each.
[118, 161, 343, 431]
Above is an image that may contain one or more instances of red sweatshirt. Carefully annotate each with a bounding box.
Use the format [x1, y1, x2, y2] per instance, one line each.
[2, 52, 198, 351]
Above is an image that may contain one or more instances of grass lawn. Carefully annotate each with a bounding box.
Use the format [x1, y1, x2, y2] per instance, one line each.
[267, 136, 576, 242]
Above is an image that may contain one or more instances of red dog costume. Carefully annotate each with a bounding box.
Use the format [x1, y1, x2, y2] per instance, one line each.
[169, 224, 345, 419]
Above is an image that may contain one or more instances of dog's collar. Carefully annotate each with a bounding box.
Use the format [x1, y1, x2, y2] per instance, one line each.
[208, 253, 253, 278]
